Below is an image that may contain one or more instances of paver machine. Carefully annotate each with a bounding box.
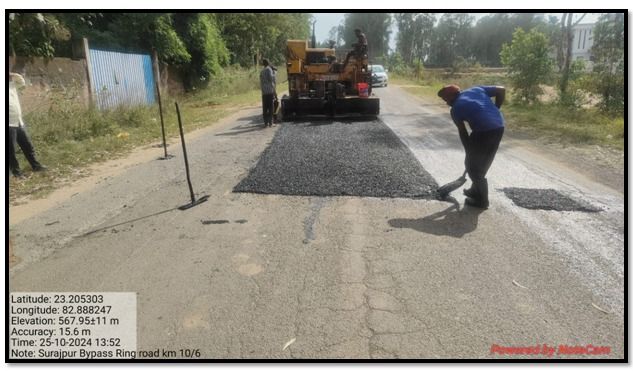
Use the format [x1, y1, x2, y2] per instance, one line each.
[279, 27, 380, 120]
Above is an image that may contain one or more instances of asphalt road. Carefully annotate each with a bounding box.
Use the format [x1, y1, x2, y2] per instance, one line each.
[8, 86, 624, 359]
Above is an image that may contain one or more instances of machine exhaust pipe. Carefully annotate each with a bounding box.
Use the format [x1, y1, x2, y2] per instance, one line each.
[311, 21, 317, 48]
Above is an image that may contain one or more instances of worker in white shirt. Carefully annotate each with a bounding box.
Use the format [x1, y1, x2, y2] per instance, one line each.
[9, 72, 46, 177]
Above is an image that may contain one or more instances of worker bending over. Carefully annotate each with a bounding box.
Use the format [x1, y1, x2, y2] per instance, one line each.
[437, 84, 505, 209]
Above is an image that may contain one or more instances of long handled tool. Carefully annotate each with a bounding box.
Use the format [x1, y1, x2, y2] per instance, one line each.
[175, 102, 209, 210]
[273, 96, 280, 122]
[156, 80, 173, 160]
[437, 170, 468, 200]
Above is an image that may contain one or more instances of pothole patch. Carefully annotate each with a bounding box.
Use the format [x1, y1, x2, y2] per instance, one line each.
[501, 187, 601, 212]
[233, 120, 438, 198]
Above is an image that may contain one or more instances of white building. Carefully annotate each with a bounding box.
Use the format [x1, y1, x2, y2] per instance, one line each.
[571, 23, 595, 64]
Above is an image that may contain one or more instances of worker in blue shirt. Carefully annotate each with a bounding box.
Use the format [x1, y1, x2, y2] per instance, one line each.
[437, 84, 505, 209]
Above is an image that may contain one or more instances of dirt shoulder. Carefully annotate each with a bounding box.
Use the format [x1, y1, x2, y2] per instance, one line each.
[503, 131, 625, 194]
[8, 106, 259, 226]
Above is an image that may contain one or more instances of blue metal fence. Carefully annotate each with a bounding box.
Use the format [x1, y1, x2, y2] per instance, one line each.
[88, 48, 155, 110]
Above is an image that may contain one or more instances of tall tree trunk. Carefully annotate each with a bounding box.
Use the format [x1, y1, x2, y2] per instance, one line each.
[559, 13, 586, 96]
[557, 13, 567, 71]
[560, 13, 573, 95]
[409, 17, 417, 65]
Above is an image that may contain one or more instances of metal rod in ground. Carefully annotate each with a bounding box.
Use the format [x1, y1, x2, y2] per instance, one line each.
[175, 102, 209, 210]
[156, 80, 173, 160]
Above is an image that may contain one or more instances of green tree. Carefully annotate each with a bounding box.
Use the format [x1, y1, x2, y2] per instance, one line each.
[269, 13, 311, 64]
[461, 13, 546, 67]
[590, 13, 624, 114]
[148, 14, 191, 65]
[386, 52, 407, 74]
[558, 13, 587, 97]
[427, 13, 474, 67]
[556, 59, 590, 108]
[534, 15, 562, 67]
[53, 13, 191, 65]
[513, 13, 539, 32]
[394, 13, 435, 65]
[10, 12, 310, 90]
[173, 13, 229, 89]
[469, 14, 515, 66]
[217, 13, 310, 67]
[500, 28, 552, 103]
[9, 13, 70, 58]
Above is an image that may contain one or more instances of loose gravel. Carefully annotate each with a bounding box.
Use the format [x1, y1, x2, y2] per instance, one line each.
[502, 188, 602, 212]
[234, 119, 438, 198]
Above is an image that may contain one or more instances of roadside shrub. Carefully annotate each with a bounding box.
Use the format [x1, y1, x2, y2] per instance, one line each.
[500, 28, 552, 104]
[450, 56, 478, 74]
[557, 59, 589, 108]
[386, 52, 411, 76]
[590, 13, 624, 115]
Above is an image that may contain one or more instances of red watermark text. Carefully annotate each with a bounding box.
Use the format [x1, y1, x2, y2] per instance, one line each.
[490, 344, 611, 357]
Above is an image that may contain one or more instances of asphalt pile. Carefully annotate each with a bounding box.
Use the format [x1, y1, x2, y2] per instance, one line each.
[234, 119, 438, 198]
[502, 187, 601, 212]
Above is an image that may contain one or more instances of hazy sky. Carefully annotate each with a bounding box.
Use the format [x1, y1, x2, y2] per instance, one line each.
[312, 12, 604, 49]
[312, 12, 346, 42]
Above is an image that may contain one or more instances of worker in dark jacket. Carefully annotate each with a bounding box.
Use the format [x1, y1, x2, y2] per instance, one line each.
[343, 28, 368, 68]
[438, 84, 505, 209]
[259, 58, 277, 127]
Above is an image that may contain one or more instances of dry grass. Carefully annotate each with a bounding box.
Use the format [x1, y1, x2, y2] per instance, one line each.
[9, 67, 287, 204]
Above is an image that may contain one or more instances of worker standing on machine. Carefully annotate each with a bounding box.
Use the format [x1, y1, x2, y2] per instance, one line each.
[343, 28, 368, 69]
[259, 58, 277, 128]
[437, 84, 505, 209]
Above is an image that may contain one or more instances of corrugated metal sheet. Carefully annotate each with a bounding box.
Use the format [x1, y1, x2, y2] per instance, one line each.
[88, 49, 155, 110]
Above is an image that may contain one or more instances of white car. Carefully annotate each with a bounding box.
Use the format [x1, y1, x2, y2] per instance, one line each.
[370, 65, 388, 87]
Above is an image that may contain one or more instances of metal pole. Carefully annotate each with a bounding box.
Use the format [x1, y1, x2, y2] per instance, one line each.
[83, 38, 95, 108]
[156, 80, 169, 159]
[175, 102, 196, 204]
[153, 49, 172, 160]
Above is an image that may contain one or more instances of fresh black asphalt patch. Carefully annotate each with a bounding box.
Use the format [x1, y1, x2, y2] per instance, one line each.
[234, 119, 438, 198]
[502, 188, 601, 212]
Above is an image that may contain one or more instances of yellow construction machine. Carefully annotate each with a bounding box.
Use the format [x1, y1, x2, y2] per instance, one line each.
[280, 28, 380, 120]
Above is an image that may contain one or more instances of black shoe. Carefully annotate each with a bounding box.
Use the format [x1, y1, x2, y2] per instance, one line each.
[32, 164, 48, 172]
[463, 187, 476, 198]
[12, 170, 24, 178]
[465, 179, 489, 209]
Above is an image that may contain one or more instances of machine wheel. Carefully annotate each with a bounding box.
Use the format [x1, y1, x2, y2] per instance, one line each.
[279, 95, 292, 122]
